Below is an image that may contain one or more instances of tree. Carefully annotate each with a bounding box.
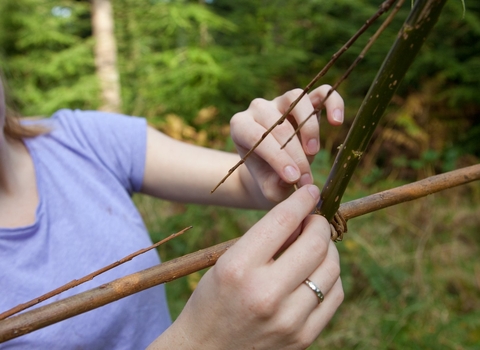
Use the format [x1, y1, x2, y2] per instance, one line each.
[91, 0, 121, 112]
[0, 0, 97, 116]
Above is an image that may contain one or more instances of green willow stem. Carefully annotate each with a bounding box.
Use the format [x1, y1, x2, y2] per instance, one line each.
[317, 0, 448, 222]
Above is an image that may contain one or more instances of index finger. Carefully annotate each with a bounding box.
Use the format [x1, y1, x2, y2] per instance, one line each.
[228, 185, 321, 267]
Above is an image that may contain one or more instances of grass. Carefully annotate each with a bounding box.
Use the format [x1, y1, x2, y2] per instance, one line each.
[314, 183, 480, 349]
[134, 158, 480, 349]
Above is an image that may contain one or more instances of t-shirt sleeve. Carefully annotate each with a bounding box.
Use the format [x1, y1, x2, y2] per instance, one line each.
[50, 109, 147, 194]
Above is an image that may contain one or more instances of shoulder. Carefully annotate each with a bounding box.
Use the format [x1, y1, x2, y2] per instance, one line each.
[27, 109, 148, 193]
[42, 109, 148, 157]
[50, 109, 147, 138]
[23, 109, 147, 144]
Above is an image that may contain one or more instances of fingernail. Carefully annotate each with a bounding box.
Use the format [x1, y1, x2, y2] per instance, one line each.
[284, 165, 300, 182]
[307, 138, 319, 155]
[333, 109, 344, 123]
[307, 185, 320, 199]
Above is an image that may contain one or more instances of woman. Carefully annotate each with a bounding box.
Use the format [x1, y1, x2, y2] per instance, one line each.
[0, 76, 344, 349]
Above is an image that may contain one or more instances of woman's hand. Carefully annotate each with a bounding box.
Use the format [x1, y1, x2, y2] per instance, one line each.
[231, 85, 344, 205]
[149, 185, 344, 350]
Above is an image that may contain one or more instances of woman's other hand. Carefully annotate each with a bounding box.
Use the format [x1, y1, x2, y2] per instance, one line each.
[232, 85, 344, 204]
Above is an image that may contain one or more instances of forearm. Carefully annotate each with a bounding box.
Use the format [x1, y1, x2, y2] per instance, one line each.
[141, 127, 270, 209]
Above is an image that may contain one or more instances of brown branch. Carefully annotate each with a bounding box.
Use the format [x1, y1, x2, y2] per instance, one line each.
[210, 0, 398, 194]
[0, 239, 235, 343]
[0, 226, 192, 321]
[339, 164, 480, 220]
[281, 0, 406, 149]
[1, 164, 479, 343]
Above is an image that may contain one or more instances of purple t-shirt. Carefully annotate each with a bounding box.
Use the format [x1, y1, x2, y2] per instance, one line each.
[0, 110, 171, 349]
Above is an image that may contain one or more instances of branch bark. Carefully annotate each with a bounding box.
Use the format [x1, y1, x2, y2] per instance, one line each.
[1, 164, 479, 343]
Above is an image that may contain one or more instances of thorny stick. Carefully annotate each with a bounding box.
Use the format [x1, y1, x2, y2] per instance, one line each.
[210, 0, 397, 193]
[0, 226, 192, 321]
[281, 0, 406, 149]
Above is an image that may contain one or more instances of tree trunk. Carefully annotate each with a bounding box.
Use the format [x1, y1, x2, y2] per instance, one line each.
[91, 0, 122, 112]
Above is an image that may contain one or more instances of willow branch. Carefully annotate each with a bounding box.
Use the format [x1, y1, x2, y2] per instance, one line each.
[0, 226, 192, 321]
[1, 164, 479, 343]
[339, 164, 480, 219]
[210, 0, 397, 193]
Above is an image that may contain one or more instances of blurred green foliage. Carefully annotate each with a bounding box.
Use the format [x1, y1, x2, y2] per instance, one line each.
[0, 0, 98, 114]
[1, 0, 480, 348]
[1, 0, 478, 177]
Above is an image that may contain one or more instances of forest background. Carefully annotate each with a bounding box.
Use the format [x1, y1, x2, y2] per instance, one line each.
[1, 0, 479, 348]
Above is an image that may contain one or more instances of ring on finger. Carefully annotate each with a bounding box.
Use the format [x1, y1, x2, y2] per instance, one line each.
[304, 278, 324, 304]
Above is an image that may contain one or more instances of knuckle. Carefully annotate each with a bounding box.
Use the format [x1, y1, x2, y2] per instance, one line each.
[295, 331, 315, 350]
[274, 313, 299, 337]
[285, 88, 304, 100]
[229, 117, 259, 147]
[306, 233, 328, 259]
[319, 84, 332, 91]
[214, 255, 247, 286]
[249, 97, 268, 111]
[229, 114, 246, 140]
[327, 259, 341, 281]
[248, 288, 279, 318]
[273, 209, 297, 230]
[229, 112, 242, 128]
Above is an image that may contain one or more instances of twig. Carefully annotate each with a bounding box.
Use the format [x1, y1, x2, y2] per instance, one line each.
[1, 164, 479, 343]
[0, 226, 192, 321]
[210, 0, 398, 194]
[281, 0, 406, 149]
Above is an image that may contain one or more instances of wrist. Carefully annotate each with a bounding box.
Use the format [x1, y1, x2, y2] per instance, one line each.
[146, 321, 196, 350]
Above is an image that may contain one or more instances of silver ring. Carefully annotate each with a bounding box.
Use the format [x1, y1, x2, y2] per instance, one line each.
[304, 279, 324, 304]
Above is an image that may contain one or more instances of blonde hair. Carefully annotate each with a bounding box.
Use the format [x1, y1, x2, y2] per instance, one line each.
[4, 112, 49, 140]
[1, 74, 49, 140]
